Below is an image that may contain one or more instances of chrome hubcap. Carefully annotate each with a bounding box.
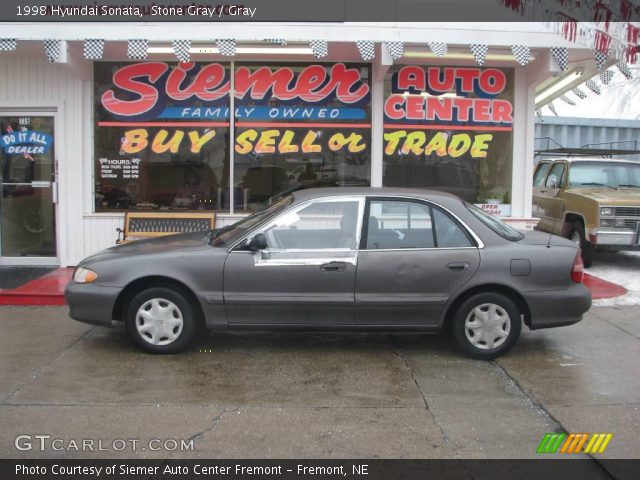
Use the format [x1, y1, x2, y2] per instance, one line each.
[464, 303, 511, 350]
[135, 298, 183, 346]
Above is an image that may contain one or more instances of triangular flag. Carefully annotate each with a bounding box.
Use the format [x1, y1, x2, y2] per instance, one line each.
[585, 79, 601, 95]
[83, 39, 104, 60]
[356, 41, 375, 61]
[559, 95, 576, 106]
[0, 39, 17, 52]
[43, 39, 62, 62]
[616, 61, 632, 80]
[216, 39, 236, 56]
[600, 69, 614, 85]
[127, 39, 148, 60]
[309, 40, 328, 58]
[385, 41, 404, 60]
[594, 50, 608, 71]
[548, 102, 558, 116]
[172, 40, 191, 63]
[511, 45, 531, 66]
[470, 44, 488, 66]
[572, 87, 587, 99]
[428, 42, 447, 57]
[550, 47, 568, 71]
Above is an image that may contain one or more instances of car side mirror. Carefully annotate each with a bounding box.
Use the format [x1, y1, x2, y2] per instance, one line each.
[248, 233, 268, 252]
[547, 177, 558, 188]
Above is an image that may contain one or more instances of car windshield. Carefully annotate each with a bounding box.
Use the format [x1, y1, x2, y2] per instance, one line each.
[568, 161, 640, 188]
[211, 196, 294, 247]
[465, 202, 523, 241]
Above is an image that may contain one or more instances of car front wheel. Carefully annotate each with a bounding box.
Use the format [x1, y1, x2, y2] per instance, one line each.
[451, 293, 522, 360]
[125, 287, 197, 354]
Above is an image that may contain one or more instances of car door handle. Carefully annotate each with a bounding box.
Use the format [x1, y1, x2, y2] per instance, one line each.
[321, 262, 346, 272]
[446, 262, 469, 271]
[539, 189, 547, 194]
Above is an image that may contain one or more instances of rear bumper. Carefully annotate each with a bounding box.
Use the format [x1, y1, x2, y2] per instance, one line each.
[65, 282, 122, 327]
[523, 283, 592, 330]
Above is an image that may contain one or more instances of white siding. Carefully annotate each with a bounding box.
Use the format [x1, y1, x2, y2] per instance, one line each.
[0, 56, 89, 266]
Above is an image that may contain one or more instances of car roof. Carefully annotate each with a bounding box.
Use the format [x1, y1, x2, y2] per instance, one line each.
[291, 187, 464, 203]
[540, 157, 640, 164]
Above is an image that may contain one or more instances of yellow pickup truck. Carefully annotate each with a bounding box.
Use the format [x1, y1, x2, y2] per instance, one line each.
[532, 157, 640, 267]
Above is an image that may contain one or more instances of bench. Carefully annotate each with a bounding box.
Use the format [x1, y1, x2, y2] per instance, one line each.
[116, 212, 216, 244]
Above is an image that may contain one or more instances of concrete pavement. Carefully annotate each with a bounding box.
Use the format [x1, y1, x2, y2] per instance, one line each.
[0, 305, 638, 463]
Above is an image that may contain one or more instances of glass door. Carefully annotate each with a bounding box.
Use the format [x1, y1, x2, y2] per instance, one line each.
[0, 115, 57, 263]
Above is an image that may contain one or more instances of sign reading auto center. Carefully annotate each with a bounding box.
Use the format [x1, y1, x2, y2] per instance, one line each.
[382, 65, 515, 214]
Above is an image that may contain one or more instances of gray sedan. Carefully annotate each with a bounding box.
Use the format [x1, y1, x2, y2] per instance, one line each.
[65, 188, 591, 359]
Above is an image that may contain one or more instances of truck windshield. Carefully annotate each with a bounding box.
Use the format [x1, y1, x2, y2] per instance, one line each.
[568, 161, 640, 188]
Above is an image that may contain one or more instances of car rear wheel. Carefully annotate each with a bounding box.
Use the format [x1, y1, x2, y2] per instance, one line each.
[569, 222, 595, 268]
[451, 293, 521, 360]
[125, 287, 196, 354]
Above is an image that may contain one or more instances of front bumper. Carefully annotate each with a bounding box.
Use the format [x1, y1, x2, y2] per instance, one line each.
[523, 283, 592, 330]
[65, 281, 123, 327]
[592, 228, 640, 248]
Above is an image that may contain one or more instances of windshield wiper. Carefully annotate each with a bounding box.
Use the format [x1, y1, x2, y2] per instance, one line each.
[616, 184, 640, 188]
[579, 182, 617, 189]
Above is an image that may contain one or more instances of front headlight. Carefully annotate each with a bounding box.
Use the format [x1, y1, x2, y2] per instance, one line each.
[600, 207, 614, 217]
[73, 267, 97, 283]
[600, 218, 615, 227]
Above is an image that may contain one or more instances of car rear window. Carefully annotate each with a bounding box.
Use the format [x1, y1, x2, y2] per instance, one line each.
[465, 202, 523, 241]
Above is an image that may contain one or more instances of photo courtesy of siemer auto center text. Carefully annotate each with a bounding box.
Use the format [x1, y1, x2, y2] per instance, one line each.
[0, 1, 639, 479]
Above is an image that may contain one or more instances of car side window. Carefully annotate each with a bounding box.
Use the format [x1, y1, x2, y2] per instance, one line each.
[432, 208, 473, 247]
[263, 200, 361, 250]
[545, 163, 565, 188]
[366, 200, 434, 249]
[365, 200, 472, 249]
[533, 163, 551, 186]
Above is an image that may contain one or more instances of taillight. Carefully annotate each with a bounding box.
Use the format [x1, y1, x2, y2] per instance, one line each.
[571, 250, 584, 283]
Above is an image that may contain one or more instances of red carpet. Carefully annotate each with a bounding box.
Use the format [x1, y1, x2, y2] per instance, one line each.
[0, 268, 629, 306]
[583, 273, 628, 300]
[0, 267, 73, 306]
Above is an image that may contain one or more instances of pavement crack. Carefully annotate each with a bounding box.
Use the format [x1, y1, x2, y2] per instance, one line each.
[1, 325, 95, 407]
[186, 406, 236, 444]
[388, 339, 468, 466]
[389, 345, 429, 411]
[591, 309, 640, 341]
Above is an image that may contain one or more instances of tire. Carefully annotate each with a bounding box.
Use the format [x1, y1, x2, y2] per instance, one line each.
[125, 287, 197, 354]
[569, 221, 595, 268]
[451, 292, 522, 360]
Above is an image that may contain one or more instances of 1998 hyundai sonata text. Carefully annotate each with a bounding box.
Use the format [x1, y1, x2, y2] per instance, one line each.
[65, 188, 591, 359]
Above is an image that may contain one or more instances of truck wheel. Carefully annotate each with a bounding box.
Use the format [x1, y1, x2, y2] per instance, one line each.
[451, 293, 522, 360]
[125, 287, 196, 354]
[569, 222, 595, 268]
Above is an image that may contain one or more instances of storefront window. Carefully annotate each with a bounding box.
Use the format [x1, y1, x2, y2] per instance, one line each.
[94, 62, 231, 212]
[233, 63, 371, 212]
[383, 65, 514, 216]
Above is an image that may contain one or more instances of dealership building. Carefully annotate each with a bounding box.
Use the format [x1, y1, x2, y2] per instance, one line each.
[0, 20, 629, 266]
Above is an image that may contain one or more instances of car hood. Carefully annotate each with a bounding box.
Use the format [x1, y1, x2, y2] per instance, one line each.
[567, 188, 640, 204]
[517, 229, 575, 247]
[81, 232, 213, 265]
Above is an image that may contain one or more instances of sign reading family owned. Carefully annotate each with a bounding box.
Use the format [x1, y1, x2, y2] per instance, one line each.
[383, 66, 514, 159]
[94, 61, 371, 161]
